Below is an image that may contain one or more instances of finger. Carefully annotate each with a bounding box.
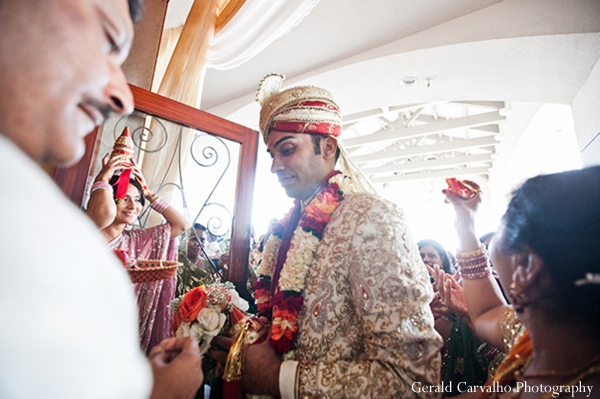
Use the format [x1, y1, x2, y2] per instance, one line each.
[158, 336, 195, 353]
[211, 336, 233, 351]
[436, 267, 447, 296]
[148, 345, 168, 366]
[443, 277, 453, 303]
[206, 347, 229, 364]
[424, 263, 436, 278]
[101, 153, 111, 166]
[434, 265, 444, 290]
[450, 276, 462, 289]
[442, 189, 463, 206]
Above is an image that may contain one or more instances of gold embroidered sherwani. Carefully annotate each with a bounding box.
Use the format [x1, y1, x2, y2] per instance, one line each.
[279, 192, 442, 398]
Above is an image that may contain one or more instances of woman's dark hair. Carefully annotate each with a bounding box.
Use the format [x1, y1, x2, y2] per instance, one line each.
[108, 174, 146, 207]
[417, 239, 454, 274]
[498, 165, 600, 329]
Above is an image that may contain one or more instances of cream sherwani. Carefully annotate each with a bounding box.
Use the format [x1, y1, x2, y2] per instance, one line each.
[279, 192, 442, 398]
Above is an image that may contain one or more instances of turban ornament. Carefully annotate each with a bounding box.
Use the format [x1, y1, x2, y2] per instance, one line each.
[256, 73, 342, 144]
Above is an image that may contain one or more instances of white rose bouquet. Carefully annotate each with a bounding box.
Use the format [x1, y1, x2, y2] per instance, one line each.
[170, 281, 249, 355]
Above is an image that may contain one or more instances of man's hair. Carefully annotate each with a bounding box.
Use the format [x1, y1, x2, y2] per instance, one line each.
[311, 135, 341, 162]
[193, 223, 207, 231]
[128, 0, 144, 22]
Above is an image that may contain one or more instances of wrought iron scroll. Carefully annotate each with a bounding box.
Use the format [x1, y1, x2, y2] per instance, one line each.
[112, 111, 234, 255]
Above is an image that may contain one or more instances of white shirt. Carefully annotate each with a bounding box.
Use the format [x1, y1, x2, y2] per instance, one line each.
[0, 135, 152, 398]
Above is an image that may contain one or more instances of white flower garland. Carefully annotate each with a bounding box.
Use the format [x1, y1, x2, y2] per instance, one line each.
[256, 174, 355, 292]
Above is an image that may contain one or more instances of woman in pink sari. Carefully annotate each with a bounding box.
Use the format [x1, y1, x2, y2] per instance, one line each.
[86, 154, 190, 354]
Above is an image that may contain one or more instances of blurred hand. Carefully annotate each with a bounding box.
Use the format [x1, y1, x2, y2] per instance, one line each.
[149, 337, 203, 399]
[95, 153, 131, 183]
[208, 335, 281, 397]
[129, 158, 151, 196]
[428, 264, 469, 321]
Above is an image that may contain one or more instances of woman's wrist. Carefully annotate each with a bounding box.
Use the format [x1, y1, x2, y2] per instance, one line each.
[150, 196, 169, 214]
[91, 181, 112, 193]
[145, 192, 157, 203]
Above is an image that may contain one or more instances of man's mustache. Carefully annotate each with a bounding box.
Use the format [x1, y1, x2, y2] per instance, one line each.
[83, 98, 114, 123]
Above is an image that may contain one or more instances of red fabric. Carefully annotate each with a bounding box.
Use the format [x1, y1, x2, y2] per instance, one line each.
[114, 168, 132, 202]
[223, 381, 244, 399]
[271, 201, 302, 297]
[271, 121, 341, 137]
[270, 99, 341, 137]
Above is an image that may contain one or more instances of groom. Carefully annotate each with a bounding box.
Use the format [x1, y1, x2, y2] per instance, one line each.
[209, 75, 441, 398]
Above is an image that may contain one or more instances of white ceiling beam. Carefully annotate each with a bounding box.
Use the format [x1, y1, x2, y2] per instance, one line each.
[404, 107, 424, 128]
[363, 153, 493, 175]
[342, 102, 443, 125]
[389, 115, 498, 133]
[352, 136, 499, 164]
[372, 166, 490, 184]
[470, 124, 499, 133]
[343, 111, 504, 149]
[452, 101, 505, 109]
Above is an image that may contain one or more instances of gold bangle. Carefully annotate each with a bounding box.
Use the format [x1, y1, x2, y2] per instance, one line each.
[456, 244, 486, 260]
[223, 322, 249, 382]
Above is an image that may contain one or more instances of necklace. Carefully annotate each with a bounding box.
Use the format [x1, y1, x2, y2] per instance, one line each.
[254, 171, 350, 354]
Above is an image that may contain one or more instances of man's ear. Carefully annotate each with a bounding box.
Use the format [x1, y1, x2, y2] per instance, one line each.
[322, 136, 338, 160]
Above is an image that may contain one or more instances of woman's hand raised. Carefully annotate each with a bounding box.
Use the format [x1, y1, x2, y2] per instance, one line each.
[95, 153, 131, 183]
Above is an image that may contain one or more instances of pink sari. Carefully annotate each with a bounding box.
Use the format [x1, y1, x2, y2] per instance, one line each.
[109, 223, 178, 354]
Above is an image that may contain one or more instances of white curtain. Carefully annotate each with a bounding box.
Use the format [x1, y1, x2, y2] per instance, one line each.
[207, 0, 321, 70]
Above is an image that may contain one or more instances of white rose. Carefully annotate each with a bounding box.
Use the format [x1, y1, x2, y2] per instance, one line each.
[197, 307, 226, 337]
[228, 289, 250, 312]
[175, 322, 191, 338]
[189, 322, 205, 340]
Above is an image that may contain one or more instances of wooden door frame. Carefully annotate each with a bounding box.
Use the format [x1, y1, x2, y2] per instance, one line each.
[54, 84, 259, 291]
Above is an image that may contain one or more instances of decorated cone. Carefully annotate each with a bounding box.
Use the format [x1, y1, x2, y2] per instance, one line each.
[110, 126, 135, 159]
[110, 127, 136, 203]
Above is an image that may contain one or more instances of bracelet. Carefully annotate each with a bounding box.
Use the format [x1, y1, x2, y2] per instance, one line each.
[91, 181, 112, 193]
[460, 265, 490, 274]
[457, 244, 491, 278]
[456, 244, 486, 260]
[458, 255, 489, 267]
[460, 268, 491, 280]
[150, 197, 169, 214]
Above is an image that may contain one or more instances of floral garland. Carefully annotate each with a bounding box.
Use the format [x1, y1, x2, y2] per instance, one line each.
[254, 171, 351, 354]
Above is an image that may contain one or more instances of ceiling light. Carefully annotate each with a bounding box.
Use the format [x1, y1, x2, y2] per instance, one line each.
[400, 76, 418, 87]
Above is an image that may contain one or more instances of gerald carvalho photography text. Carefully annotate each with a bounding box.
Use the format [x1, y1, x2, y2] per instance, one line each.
[411, 381, 595, 398]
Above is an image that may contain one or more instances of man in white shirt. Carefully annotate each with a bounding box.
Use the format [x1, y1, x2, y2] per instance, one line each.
[0, 0, 203, 397]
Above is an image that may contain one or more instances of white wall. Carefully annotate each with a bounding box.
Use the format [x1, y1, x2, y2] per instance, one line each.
[571, 57, 600, 166]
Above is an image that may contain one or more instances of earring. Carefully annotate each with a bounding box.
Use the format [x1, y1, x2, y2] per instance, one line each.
[509, 280, 530, 313]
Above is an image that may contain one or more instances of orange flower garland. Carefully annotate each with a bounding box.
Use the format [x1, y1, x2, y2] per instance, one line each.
[254, 171, 346, 354]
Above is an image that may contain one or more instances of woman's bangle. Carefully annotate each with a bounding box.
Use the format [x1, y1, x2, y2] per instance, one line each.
[460, 267, 491, 280]
[150, 197, 169, 214]
[457, 244, 491, 279]
[456, 244, 487, 260]
[91, 181, 111, 193]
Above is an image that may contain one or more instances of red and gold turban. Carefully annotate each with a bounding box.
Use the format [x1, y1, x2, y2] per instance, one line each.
[257, 74, 342, 144]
